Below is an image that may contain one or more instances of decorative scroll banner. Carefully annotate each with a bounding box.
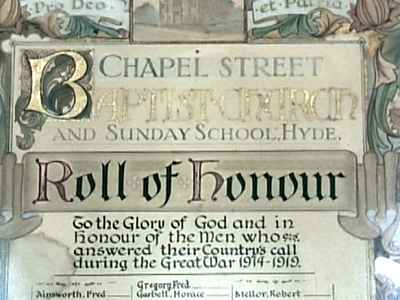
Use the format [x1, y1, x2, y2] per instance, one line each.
[12, 151, 357, 212]
[251, 0, 357, 23]
[19, 0, 129, 38]
[21, 0, 128, 17]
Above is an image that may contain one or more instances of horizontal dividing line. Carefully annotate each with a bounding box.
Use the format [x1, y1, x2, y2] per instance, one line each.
[193, 287, 231, 290]
[54, 272, 315, 277]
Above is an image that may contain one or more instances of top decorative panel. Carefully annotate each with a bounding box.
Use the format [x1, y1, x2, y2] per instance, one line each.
[131, 0, 246, 43]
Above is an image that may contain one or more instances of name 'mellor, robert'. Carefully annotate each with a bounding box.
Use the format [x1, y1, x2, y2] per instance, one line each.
[31, 158, 346, 208]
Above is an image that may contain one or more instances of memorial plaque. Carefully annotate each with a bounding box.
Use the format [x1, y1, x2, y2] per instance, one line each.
[1, 0, 400, 299]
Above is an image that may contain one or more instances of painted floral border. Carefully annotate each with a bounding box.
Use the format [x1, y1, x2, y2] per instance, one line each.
[0, 0, 399, 299]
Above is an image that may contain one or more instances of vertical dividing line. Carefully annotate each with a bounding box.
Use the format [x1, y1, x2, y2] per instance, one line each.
[331, 284, 335, 300]
[0, 240, 10, 300]
[231, 285, 234, 300]
[131, 285, 134, 300]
